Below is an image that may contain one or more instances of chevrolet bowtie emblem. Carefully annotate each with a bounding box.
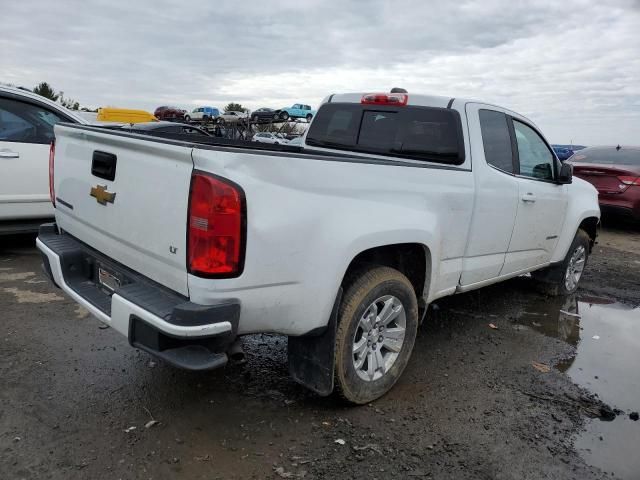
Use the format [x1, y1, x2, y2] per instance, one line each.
[90, 185, 116, 205]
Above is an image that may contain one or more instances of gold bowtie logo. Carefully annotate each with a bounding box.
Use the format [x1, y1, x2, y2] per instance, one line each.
[90, 185, 116, 205]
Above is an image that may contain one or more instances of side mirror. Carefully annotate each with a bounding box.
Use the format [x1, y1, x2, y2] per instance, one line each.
[558, 162, 573, 184]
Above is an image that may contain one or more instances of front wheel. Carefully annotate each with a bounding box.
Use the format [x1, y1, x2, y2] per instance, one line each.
[306, 114, 313, 122]
[184, 115, 191, 122]
[532, 229, 590, 295]
[280, 111, 290, 121]
[334, 266, 418, 404]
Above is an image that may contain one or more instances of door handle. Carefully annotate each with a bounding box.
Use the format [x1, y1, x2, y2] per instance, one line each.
[521, 193, 536, 203]
[0, 149, 20, 159]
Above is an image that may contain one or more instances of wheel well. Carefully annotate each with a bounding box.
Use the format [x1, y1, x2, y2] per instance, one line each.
[579, 217, 599, 251]
[343, 243, 430, 300]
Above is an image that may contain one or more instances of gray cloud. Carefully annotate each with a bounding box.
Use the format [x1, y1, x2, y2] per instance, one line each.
[1, 0, 639, 144]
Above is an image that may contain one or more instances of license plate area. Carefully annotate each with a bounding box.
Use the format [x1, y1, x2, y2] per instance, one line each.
[97, 263, 127, 295]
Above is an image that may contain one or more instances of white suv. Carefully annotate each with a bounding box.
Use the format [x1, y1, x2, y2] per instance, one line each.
[252, 132, 285, 144]
[0, 86, 87, 234]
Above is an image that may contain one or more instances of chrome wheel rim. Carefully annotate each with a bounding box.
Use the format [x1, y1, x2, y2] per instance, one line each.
[352, 295, 406, 382]
[565, 245, 586, 292]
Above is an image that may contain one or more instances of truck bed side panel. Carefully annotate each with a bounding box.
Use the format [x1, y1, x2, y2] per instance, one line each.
[189, 148, 475, 335]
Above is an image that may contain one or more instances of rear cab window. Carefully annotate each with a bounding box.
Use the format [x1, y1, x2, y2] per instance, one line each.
[306, 103, 465, 165]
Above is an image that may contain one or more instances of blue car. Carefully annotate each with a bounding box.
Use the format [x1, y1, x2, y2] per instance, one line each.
[552, 146, 574, 161]
[276, 104, 316, 122]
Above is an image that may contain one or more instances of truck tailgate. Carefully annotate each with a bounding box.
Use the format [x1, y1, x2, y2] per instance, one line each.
[52, 125, 193, 296]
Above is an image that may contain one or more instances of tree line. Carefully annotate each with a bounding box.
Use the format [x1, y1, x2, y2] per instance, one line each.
[30, 81, 96, 111]
[6, 80, 249, 114]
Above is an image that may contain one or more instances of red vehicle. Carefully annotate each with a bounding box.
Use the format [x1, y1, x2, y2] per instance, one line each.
[153, 106, 185, 122]
[569, 146, 640, 221]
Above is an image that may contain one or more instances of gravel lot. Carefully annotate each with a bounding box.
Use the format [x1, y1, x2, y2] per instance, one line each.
[1, 222, 638, 480]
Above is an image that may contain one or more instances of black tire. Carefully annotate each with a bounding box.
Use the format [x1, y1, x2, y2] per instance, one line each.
[306, 114, 313, 122]
[203, 115, 209, 121]
[217, 118, 225, 125]
[184, 115, 191, 122]
[280, 111, 289, 121]
[532, 229, 590, 296]
[334, 265, 418, 404]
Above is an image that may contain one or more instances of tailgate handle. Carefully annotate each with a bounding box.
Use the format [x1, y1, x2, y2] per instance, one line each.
[92, 151, 117, 181]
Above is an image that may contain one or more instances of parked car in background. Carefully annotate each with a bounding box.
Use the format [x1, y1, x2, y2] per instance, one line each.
[569, 146, 640, 221]
[250, 108, 276, 123]
[0, 85, 88, 234]
[252, 132, 285, 144]
[216, 110, 249, 125]
[38, 90, 599, 404]
[275, 104, 315, 121]
[552, 145, 574, 161]
[154, 106, 185, 122]
[97, 107, 157, 124]
[554, 144, 586, 151]
[120, 121, 211, 137]
[185, 106, 220, 123]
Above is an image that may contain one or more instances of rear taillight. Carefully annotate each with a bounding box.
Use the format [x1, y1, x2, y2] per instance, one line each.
[361, 93, 408, 106]
[618, 176, 640, 186]
[49, 141, 55, 207]
[187, 172, 245, 277]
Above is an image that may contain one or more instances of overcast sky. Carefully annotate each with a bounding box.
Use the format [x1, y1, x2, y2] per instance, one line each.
[2, 0, 639, 145]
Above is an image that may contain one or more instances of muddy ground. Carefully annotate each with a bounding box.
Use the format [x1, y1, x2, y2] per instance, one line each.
[1, 221, 638, 480]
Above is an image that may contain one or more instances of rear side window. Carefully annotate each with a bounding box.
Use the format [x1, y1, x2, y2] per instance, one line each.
[479, 109, 513, 173]
[306, 103, 465, 164]
[0, 96, 66, 144]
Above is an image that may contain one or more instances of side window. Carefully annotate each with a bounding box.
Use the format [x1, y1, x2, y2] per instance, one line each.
[0, 97, 65, 144]
[479, 109, 513, 173]
[513, 120, 555, 180]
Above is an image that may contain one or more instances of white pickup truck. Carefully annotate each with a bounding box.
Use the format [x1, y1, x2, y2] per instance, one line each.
[37, 91, 600, 404]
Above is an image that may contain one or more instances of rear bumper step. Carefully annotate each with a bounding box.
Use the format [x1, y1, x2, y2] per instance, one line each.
[37, 223, 239, 370]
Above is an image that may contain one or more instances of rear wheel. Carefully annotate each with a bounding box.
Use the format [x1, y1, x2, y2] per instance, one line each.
[184, 115, 191, 122]
[306, 114, 313, 122]
[217, 118, 225, 125]
[252, 115, 259, 123]
[334, 266, 418, 404]
[280, 111, 290, 121]
[532, 229, 590, 295]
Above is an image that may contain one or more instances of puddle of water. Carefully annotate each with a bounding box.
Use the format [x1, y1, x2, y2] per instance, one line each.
[516, 296, 640, 479]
